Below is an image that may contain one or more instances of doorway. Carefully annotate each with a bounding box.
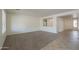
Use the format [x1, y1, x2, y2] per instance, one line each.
[73, 19, 78, 30]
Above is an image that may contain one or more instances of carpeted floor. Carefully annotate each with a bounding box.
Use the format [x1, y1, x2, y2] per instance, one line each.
[2, 31, 58, 50]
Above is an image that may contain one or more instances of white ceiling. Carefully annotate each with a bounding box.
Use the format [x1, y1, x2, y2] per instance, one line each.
[6, 9, 75, 17]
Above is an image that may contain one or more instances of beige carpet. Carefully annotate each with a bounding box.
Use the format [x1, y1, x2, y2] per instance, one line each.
[2, 31, 58, 50]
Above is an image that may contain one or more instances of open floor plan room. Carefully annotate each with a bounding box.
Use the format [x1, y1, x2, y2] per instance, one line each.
[0, 9, 79, 50]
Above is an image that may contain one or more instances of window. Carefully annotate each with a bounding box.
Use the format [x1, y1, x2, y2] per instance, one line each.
[73, 19, 77, 28]
[43, 18, 53, 27]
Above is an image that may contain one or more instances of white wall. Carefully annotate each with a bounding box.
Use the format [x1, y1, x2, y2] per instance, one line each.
[0, 10, 6, 49]
[2, 10, 6, 41]
[6, 10, 79, 35]
[0, 10, 2, 49]
[40, 17, 57, 33]
[6, 14, 40, 35]
[57, 17, 64, 32]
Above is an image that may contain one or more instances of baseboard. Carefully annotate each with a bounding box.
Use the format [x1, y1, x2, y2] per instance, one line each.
[6, 30, 41, 36]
